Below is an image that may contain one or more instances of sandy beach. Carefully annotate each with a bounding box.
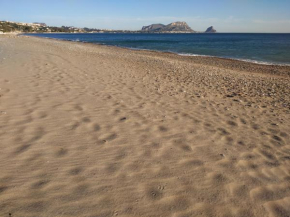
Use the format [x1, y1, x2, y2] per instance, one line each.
[0, 35, 290, 217]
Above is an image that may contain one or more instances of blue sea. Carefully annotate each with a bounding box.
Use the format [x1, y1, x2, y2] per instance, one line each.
[27, 33, 290, 65]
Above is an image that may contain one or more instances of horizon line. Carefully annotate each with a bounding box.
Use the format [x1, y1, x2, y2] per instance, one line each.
[1, 19, 290, 34]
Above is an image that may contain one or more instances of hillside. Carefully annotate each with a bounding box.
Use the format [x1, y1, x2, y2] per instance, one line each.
[141, 22, 195, 33]
[0, 21, 84, 33]
[141, 24, 166, 32]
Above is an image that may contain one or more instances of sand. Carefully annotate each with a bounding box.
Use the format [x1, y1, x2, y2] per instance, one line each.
[0, 35, 290, 217]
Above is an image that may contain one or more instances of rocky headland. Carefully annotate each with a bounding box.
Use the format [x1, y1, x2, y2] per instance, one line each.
[205, 26, 217, 33]
[142, 21, 196, 33]
[141, 22, 217, 33]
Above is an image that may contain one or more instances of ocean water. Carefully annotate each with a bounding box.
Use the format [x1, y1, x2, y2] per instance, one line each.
[27, 33, 290, 65]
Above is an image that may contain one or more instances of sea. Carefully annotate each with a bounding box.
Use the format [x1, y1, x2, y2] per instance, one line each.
[26, 33, 290, 65]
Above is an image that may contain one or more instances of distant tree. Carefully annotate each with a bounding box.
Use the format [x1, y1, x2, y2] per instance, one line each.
[23, 26, 33, 32]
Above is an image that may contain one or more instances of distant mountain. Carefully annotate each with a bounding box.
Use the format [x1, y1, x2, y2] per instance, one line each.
[141, 22, 195, 33]
[205, 26, 217, 33]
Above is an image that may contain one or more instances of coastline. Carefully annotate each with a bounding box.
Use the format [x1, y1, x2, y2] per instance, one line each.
[0, 35, 289, 217]
[23, 33, 290, 68]
[23, 34, 290, 77]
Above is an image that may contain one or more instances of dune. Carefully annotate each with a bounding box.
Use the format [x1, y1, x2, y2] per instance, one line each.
[0, 35, 289, 217]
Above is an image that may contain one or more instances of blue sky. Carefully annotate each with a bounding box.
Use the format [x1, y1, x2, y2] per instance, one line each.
[1, 0, 290, 32]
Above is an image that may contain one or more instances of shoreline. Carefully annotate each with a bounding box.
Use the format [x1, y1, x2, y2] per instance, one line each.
[21, 34, 290, 77]
[23, 33, 290, 68]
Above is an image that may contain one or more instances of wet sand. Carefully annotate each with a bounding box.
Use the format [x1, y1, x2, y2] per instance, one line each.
[0, 35, 290, 217]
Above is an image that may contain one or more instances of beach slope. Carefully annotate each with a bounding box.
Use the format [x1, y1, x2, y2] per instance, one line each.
[0, 35, 290, 217]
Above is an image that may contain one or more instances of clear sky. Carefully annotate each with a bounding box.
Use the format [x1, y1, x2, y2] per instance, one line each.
[1, 0, 290, 33]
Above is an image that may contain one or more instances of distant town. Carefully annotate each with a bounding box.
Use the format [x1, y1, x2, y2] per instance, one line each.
[0, 20, 216, 34]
